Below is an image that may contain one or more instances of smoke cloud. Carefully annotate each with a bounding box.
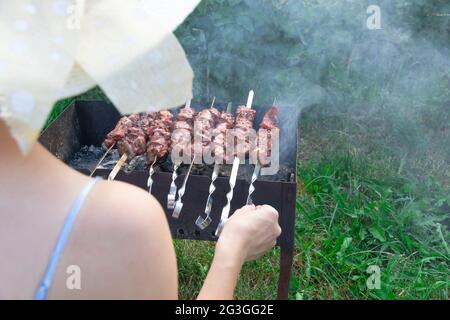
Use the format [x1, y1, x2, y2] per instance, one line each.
[175, 0, 450, 178]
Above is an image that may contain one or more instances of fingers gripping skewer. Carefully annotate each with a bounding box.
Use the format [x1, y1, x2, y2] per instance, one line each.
[196, 102, 233, 230]
[108, 153, 127, 181]
[90, 142, 116, 177]
[147, 157, 157, 193]
[172, 156, 196, 218]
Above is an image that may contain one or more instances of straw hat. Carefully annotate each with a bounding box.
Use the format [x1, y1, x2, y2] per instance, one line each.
[0, 0, 199, 153]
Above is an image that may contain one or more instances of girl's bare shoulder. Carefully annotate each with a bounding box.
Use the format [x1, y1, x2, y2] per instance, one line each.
[50, 179, 177, 299]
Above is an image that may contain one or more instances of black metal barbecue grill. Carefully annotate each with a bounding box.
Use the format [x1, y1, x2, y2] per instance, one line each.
[39, 100, 297, 300]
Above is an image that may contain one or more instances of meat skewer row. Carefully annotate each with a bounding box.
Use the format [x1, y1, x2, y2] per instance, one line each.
[168, 99, 196, 210]
[196, 102, 235, 230]
[146, 110, 174, 193]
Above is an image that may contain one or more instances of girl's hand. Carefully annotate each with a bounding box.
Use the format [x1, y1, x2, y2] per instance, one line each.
[216, 204, 282, 263]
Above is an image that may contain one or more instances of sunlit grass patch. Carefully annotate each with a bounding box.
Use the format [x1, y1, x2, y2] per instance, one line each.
[175, 240, 280, 300]
[291, 114, 449, 300]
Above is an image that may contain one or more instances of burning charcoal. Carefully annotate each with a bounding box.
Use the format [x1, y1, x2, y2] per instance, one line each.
[126, 155, 148, 172]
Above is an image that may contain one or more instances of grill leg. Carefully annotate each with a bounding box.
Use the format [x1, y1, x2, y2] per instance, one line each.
[276, 183, 296, 300]
[277, 243, 294, 300]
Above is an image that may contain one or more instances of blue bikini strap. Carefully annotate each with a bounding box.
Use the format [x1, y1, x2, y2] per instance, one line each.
[34, 177, 101, 300]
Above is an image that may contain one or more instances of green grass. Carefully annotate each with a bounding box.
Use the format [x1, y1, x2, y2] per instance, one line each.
[292, 111, 449, 300]
[175, 240, 280, 300]
[293, 151, 449, 299]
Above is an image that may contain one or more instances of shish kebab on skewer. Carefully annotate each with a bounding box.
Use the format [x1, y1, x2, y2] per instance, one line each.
[215, 90, 256, 237]
[197, 102, 278, 228]
[102, 112, 155, 180]
[172, 98, 220, 218]
[246, 104, 279, 204]
[195, 102, 234, 229]
[146, 110, 174, 193]
[167, 100, 196, 209]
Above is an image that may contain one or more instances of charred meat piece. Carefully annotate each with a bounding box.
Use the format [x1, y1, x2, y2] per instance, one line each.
[174, 121, 192, 132]
[233, 105, 256, 156]
[139, 112, 158, 137]
[194, 108, 220, 153]
[102, 116, 133, 149]
[171, 106, 196, 159]
[176, 106, 196, 124]
[260, 106, 278, 130]
[147, 110, 174, 161]
[159, 110, 174, 126]
[103, 113, 149, 159]
[212, 110, 235, 163]
[117, 126, 147, 159]
[235, 106, 256, 129]
[257, 106, 279, 166]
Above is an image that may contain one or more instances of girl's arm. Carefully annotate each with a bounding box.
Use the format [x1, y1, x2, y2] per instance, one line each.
[197, 205, 281, 300]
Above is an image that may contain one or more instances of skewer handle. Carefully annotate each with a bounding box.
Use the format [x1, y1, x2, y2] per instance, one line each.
[147, 158, 157, 194]
[226, 102, 233, 113]
[195, 163, 219, 229]
[108, 154, 127, 181]
[167, 164, 179, 209]
[169, 98, 192, 208]
[215, 157, 240, 237]
[173, 157, 196, 218]
[90, 142, 115, 177]
[246, 162, 261, 205]
[246, 90, 254, 109]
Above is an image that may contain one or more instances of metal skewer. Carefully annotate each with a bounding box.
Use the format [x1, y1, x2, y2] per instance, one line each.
[196, 164, 219, 229]
[215, 90, 254, 237]
[147, 157, 157, 193]
[247, 90, 254, 109]
[215, 156, 240, 237]
[167, 99, 192, 209]
[196, 102, 233, 230]
[172, 156, 196, 218]
[246, 97, 276, 204]
[108, 153, 127, 181]
[246, 162, 261, 205]
[167, 161, 180, 209]
[209, 96, 216, 109]
[89, 142, 116, 177]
